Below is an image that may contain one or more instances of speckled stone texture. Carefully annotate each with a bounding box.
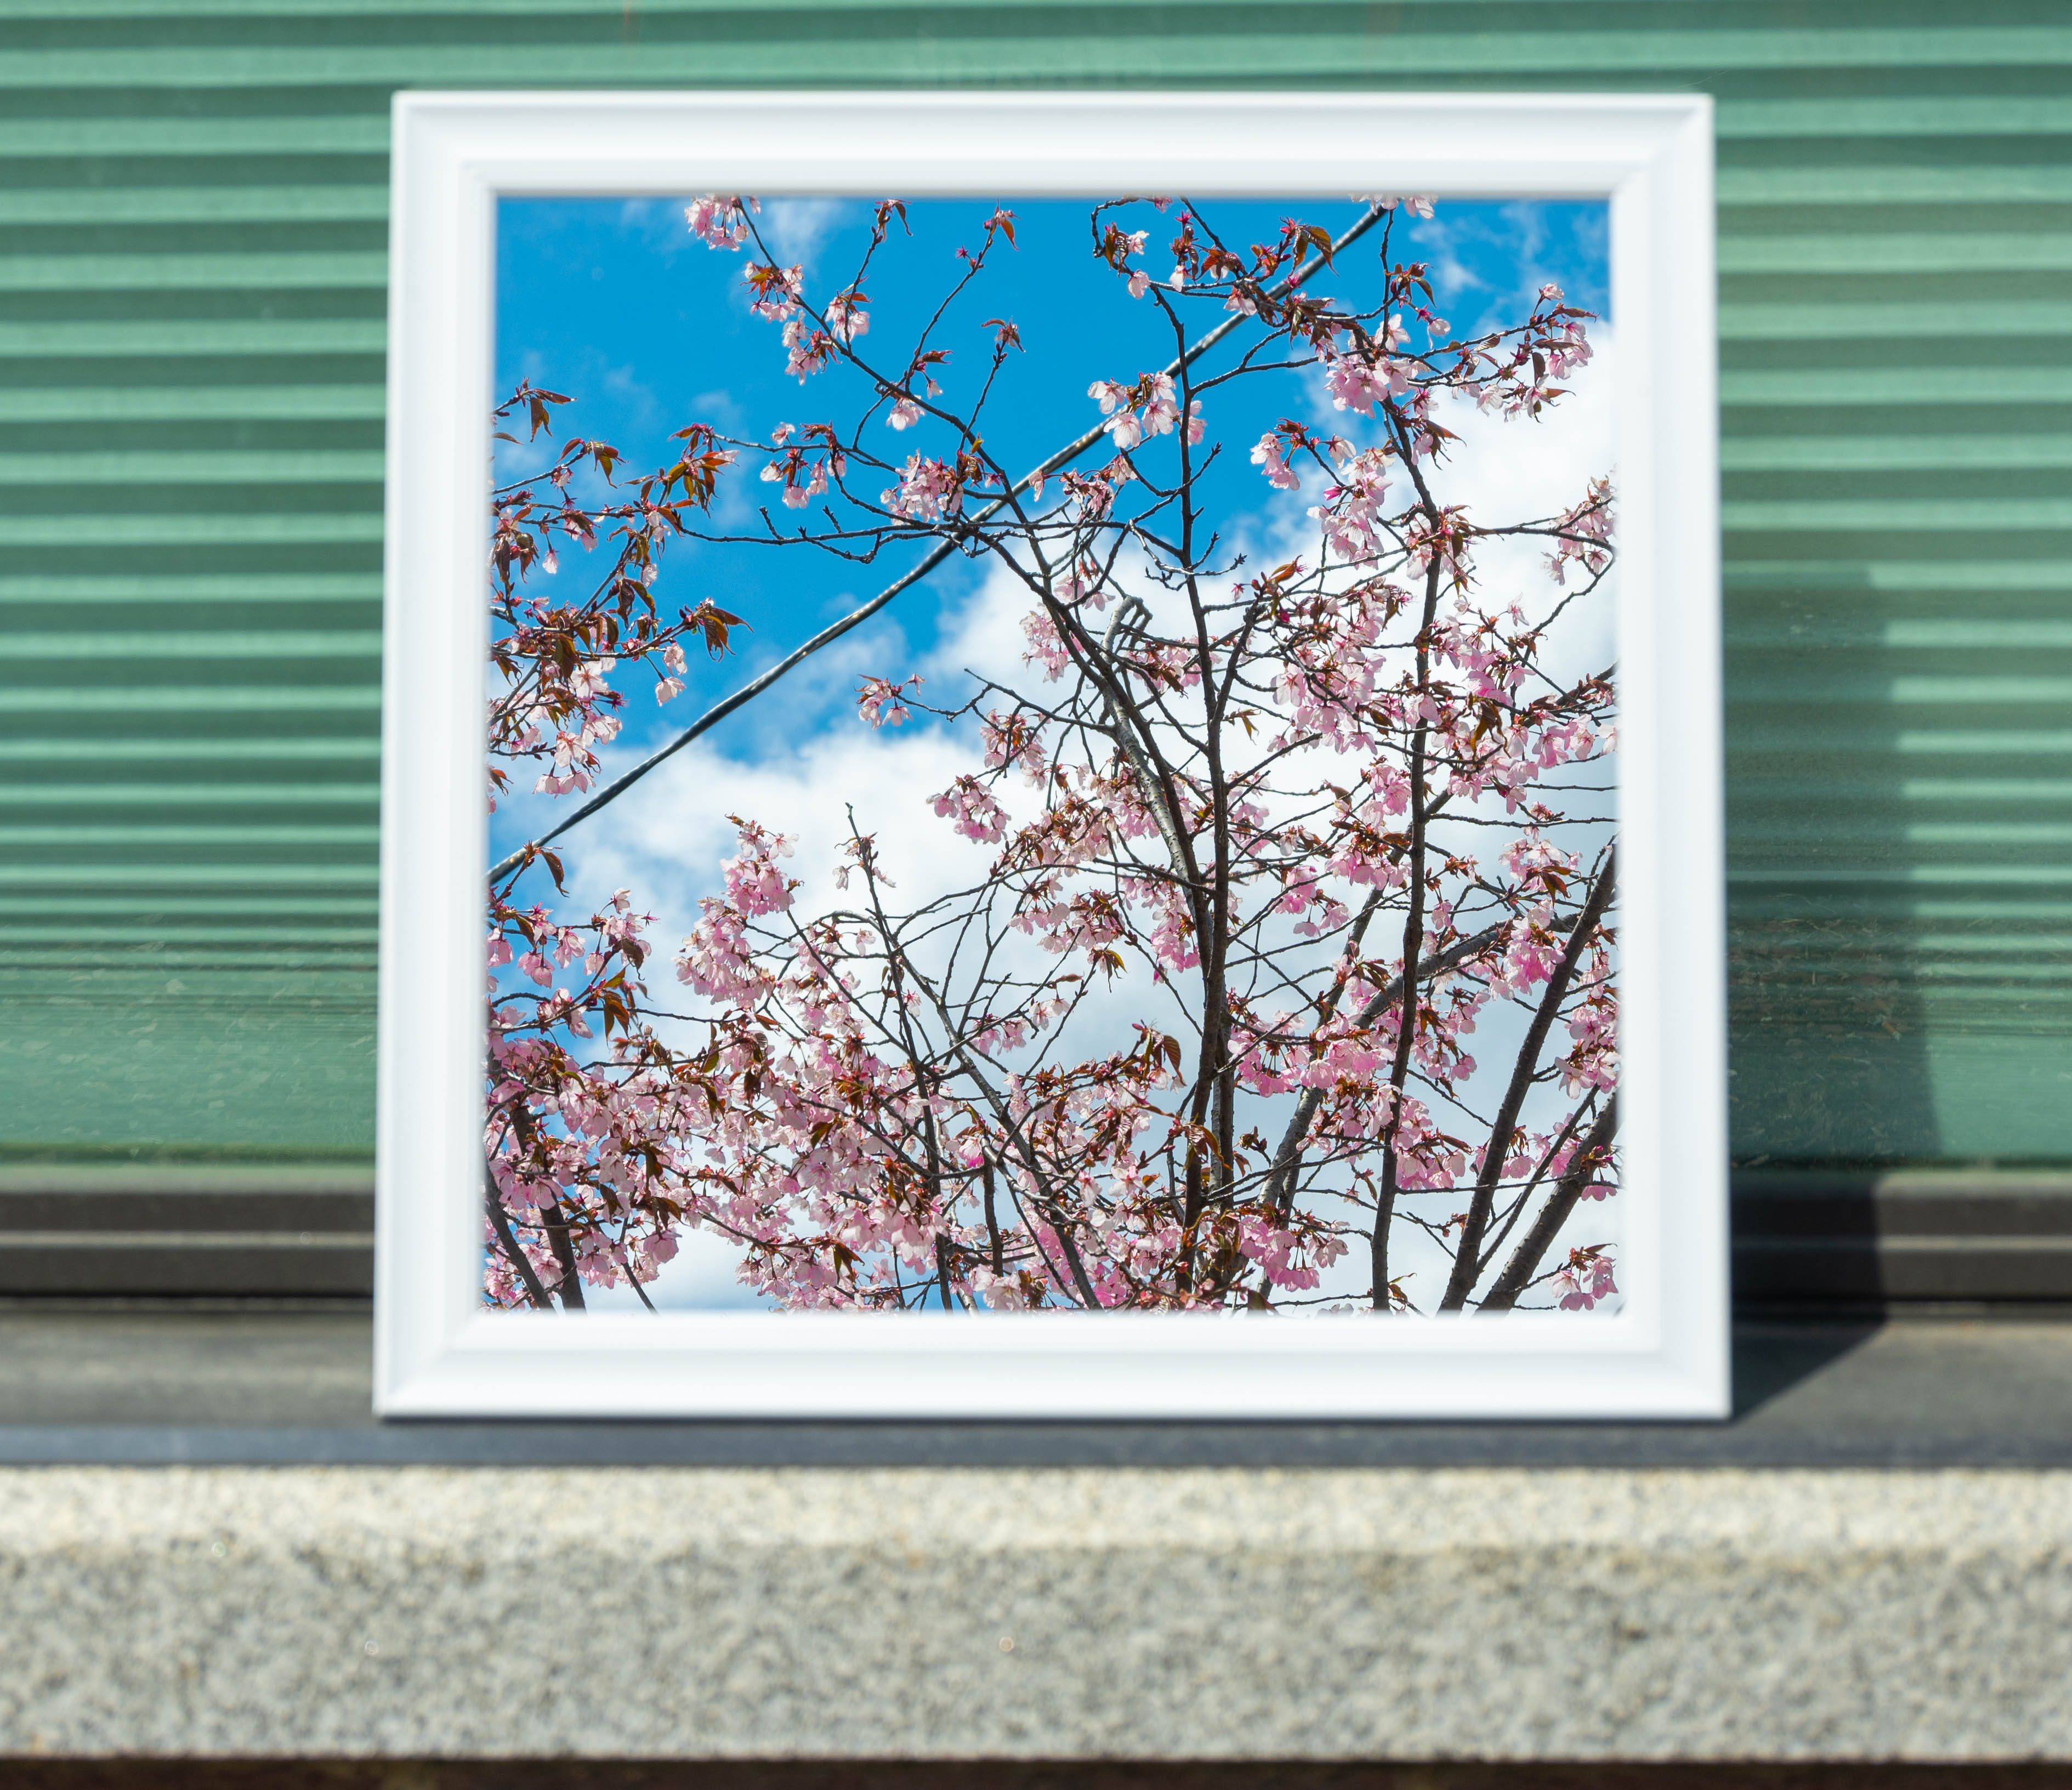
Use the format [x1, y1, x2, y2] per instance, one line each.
[0, 1467, 2068, 1760]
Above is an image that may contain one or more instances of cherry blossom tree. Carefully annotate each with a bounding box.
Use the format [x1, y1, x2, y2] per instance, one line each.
[481, 193, 1619, 1316]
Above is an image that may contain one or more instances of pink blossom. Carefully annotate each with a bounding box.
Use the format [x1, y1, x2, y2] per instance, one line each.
[857, 674, 920, 729]
[1019, 610, 1070, 680]
[930, 775, 1009, 844]
[1357, 194, 1435, 219]
[721, 820, 795, 916]
[1322, 349, 1409, 417]
[1548, 476, 1615, 586]
[1251, 431, 1302, 491]
[824, 288, 868, 344]
[1139, 373, 1179, 437]
[881, 454, 962, 523]
[1088, 372, 1194, 452]
[685, 195, 756, 249]
[1555, 1247, 1617, 1311]
[982, 708, 1048, 780]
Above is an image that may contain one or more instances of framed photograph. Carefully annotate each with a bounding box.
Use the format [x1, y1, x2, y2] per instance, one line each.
[376, 89, 1725, 1418]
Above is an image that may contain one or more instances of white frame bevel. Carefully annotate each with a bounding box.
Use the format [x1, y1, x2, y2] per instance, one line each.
[376, 89, 1725, 1419]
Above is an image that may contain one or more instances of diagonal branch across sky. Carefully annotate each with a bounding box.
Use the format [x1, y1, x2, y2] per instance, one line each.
[489, 201, 1389, 885]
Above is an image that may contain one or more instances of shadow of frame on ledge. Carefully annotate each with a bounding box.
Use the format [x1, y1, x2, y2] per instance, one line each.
[6, 1760, 2072, 1789]
[378, 89, 1727, 1421]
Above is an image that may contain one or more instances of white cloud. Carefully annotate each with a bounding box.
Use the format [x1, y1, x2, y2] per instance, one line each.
[614, 196, 695, 262]
[587, 1225, 768, 1312]
[1427, 322, 1620, 686]
[568, 325, 1620, 1004]
[1274, 322, 1619, 682]
[570, 703, 992, 950]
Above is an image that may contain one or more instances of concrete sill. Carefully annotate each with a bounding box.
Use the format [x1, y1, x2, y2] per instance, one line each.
[3, 1457, 2070, 1761]
[0, 1312, 2069, 1762]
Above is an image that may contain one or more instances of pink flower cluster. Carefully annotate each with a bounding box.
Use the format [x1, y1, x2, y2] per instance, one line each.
[685, 195, 756, 249]
[1549, 476, 1615, 586]
[881, 453, 963, 523]
[857, 674, 921, 729]
[1250, 430, 1303, 491]
[1554, 1245, 1618, 1311]
[1088, 372, 1204, 451]
[760, 421, 847, 510]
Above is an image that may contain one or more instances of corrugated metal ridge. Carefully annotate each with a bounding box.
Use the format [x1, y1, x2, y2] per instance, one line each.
[1, 1, 2067, 1165]
[1, 29, 2070, 83]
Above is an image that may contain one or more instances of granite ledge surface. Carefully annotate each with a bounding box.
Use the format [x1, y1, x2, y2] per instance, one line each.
[2, 1462, 2070, 1761]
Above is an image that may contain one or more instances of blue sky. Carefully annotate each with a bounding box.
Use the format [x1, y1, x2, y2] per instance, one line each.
[489, 193, 1609, 879]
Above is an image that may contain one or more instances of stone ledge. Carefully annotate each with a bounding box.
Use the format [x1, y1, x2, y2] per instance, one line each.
[2, 1465, 2069, 1761]
[5, 1315, 2072, 1466]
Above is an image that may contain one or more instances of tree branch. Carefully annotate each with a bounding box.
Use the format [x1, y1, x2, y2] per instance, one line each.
[1266, 923, 1506, 1219]
[537, 1191, 587, 1311]
[484, 1166, 553, 1311]
[1439, 847, 1616, 1311]
[1478, 1095, 1619, 1312]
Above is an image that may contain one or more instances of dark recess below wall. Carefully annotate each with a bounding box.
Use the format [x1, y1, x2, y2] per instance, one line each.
[7, 1168, 2072, 1308]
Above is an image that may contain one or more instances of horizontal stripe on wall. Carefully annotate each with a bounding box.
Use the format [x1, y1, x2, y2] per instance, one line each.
[1, 0, 2067, 1174]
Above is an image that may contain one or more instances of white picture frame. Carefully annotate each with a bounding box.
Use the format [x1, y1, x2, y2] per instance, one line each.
[376, 88, 1725, 1419]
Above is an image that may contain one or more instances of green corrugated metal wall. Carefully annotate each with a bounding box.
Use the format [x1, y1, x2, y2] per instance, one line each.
[2, 0, 2067, 1173]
